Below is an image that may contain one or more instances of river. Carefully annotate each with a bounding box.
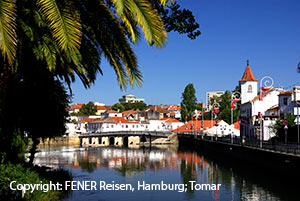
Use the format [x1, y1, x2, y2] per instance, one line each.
[34, 145, 298, 201]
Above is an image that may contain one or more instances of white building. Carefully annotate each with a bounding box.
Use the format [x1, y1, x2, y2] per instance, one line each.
[204, 120, 240, 137]
[239, 62, 282, 140]
[278, 87, 300, 118]
[88, 117, 183, 133]
[119, 94, 145, 103]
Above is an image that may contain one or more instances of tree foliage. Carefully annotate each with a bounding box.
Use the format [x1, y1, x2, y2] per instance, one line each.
[150, 1, 201, 39]
[112, 102, 147, 112]
[112, 103, 126, 112]
[181, 83, 197, 122]
[209, 91, 240, 124]
[0, 0, 200, 90]
[0, 62, 70, 162]
[0, 0, 201, 162]
[272, 114, 298, 142]
[79, 102, 97, 115]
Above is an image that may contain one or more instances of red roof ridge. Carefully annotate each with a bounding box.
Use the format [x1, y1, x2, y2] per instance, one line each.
[239, 64, 258, 82]
[251, 89, 274, 102]
[122, 110, 138, 114]
[278, 91, 293, 96]
[172, 120, 217, 132]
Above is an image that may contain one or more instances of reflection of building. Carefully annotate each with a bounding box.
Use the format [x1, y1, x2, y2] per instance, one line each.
[119, 94, 144, 103]
[206, 91, 224, 110]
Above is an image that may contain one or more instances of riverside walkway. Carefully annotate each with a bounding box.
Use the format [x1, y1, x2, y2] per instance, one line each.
[177, 132, 300, 156]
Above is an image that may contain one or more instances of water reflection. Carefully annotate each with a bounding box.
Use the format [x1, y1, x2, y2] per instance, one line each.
[34, 146, 294, 201]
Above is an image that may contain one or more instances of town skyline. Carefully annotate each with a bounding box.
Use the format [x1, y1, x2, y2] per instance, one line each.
[70, 0, 300, 105]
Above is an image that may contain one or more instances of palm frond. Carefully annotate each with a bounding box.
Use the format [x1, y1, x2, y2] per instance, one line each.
[113, 0, 167, 48]
[37, 0, 82, 66]
[77, 1, 142, 89]
[160, 0, 174, 6]
[0, 0, 17, 65]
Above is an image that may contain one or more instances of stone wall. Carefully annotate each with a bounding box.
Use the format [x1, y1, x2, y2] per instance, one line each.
[38, 136, 81, 147]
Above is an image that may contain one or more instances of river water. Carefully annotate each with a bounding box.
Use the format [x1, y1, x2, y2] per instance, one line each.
[34, 145, 298, 201]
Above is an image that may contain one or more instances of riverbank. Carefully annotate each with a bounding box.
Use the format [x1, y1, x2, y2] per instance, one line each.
[0, 160, 72, 200]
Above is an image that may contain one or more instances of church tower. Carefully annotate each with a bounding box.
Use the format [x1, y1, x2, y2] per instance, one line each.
[239, 60, 258, 104]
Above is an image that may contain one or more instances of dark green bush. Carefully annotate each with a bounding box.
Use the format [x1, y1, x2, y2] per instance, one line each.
[0, 160, 71, 201]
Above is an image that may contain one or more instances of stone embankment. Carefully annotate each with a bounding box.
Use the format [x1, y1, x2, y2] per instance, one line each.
[38, 136, 80, 147]
[150, 133, 178, 145]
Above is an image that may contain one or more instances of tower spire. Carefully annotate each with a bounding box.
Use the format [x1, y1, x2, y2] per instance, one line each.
[239, 61, 258, 82]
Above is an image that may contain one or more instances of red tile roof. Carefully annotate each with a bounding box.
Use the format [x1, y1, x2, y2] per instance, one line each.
[163, 105, 181, 111]
[77, 118, 99, 123]
[233, 120, 240, 130]
[90, 117, 139, 124]
[145, 106, 168, 113]
[239, 65, 258, 82]
[97, 106, 111, 110]
[172, 120, 217, 132]
[278, 91, 293, 96]
[72, 104, 83, 109]
[122, 110, 138, 114]
[160, 118, 181, 123]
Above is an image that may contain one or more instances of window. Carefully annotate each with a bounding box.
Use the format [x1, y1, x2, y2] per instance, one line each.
[111, 125, 114, 128]
[132, 125, 135, 128]
[126, 125, 128, 128]
[106, 124, 109, 128]
[283, 97, 288, 105]
[248, 85, 252, 93]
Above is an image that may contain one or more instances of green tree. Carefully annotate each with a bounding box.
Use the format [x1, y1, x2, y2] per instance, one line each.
[150, 0, 201, 39]
[132, 102, 147, 110]
[211, 91, 240, 124]
[112, 103, 126, 112]
[272, 114, 298, 142]
[181, 83, 197, 122]
[79, 102, 97, 115]
[0, 63, 70, 162]
[119, 102, 147, 111]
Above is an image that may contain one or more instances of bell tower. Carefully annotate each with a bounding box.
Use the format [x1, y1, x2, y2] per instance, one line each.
[239, 60, 258, 104]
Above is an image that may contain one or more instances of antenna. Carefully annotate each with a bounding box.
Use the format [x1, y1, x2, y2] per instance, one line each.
[298, 62, 300, 73]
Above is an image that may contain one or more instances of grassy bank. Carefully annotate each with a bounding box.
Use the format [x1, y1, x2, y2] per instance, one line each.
[0, 160, 72, 201]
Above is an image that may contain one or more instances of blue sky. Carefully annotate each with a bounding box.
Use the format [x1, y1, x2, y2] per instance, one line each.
[71, 0, 300, 106]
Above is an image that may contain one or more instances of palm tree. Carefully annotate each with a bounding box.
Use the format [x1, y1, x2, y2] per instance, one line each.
[0, 0, 169, 89]
[0, 0, 171, 161]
